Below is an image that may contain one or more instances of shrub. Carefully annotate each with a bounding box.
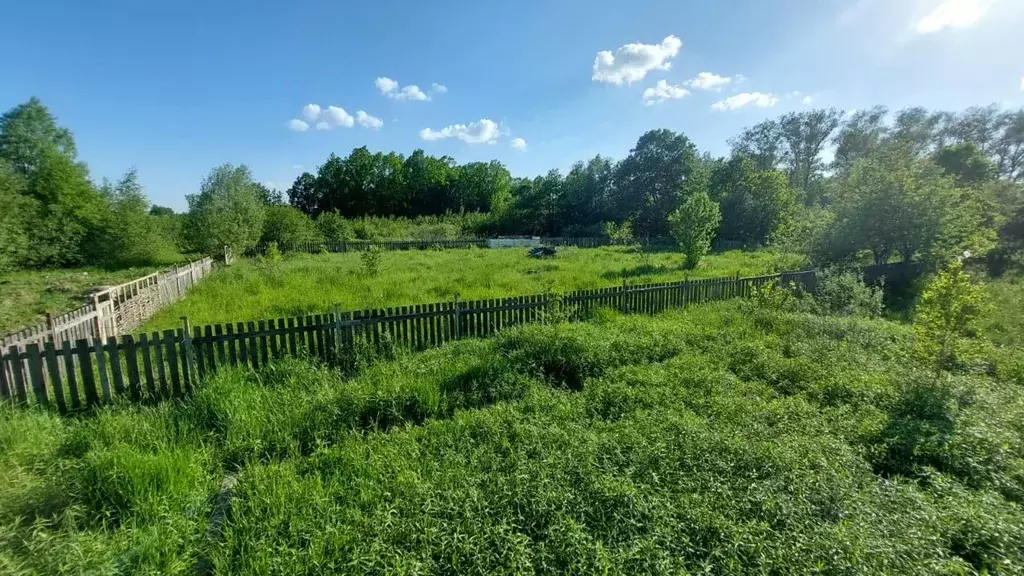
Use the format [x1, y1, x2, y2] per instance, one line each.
[812, 267, 885, 318]
[914, 259, 988, 373]
[668, 191, 722, 269]
[260, 204, 322, 250]
[359, 245, 382, 277]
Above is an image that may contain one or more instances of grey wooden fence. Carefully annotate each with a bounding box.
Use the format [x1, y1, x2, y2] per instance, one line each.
[0, 257, 215, 350]
[1, 269, 816, 413]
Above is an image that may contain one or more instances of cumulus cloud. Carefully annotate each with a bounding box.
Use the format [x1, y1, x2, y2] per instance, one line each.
[642, 80, 690, 105]
[356, 110, 384, 129]
[301, 104, 321, 123]
[592, 35, 682, 85]
[684, 72, 734, 91]
[288, 103, 379, 131]
[510, 137, 527, 150]
[324, 105, 354, 128]
[802, 95, 814, 104]
[431, 83, 448, 94]
[915, 0, 985, 34]
[376, 76, 438, 101]
[711, 92, 779, 111]
[420, 119, 501, 144]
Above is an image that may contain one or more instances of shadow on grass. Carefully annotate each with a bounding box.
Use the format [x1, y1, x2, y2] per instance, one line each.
[601, 264, 678, 280]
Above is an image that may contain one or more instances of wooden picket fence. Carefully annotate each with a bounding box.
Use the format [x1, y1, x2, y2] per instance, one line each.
[0, 258, 215, 351]
[0, 269, 817, 413]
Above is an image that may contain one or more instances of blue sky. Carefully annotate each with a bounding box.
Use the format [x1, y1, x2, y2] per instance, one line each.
[2, 0, 1022, 210]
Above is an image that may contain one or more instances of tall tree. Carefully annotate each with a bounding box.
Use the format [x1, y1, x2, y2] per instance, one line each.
[831, 106, 889, 176]
[888, 107, 943, 155]
[709, 156, 796, 245]
[950, 105, 1001, 154]
[992, 109, 1024, 181]
[933, 143, 997, 188]
[728, 120, 785, 171]
[613, 129, 706, 237]
[184, 163, 266, 254]
[0, 97, 76, 176]
[287, 172, 319, 215]
[778, 108, 843, 199]
[559, 155, 614, 234]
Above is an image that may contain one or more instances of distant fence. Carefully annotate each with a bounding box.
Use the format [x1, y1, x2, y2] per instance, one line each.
[0, 258, 215, 350]
[246, 237, 749, 256]
[1, 269, 820, 413]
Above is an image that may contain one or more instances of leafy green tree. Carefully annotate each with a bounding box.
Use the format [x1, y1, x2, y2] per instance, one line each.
[0, 97, 76, 176]
[0, 160, 33, 270]
[560, 156, 614, 235]
[831, 106, 889, 177]
[729, 120, 785, 171]
[149, 205, 174, 217]
[315, 211, 353, 243]
[254, 182, 284, 205]
[184, 163, 265, 254]
[260, 205, 323, 249]
[992, 109, 1024, 181]
[668, 191, 721, 269]
[93, 169, 175, 267]
[709, 155, 796, 245]
[614, 129, 706, 237]
[933, 143, 997, 188]
[887, 107, 944, 154]
[914, 259, 987, 374]
[823, 144, 992, 264]
[778, 108, 843, 200]
[287, 172, 319, 215]
[453, 161, 512, 213]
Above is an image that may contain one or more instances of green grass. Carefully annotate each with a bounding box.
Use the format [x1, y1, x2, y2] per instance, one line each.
[0, 265, 171, 337]
[140, 246, 803, 331]
[980, 272, 1024, 348]
[3, 297, 1023, 574]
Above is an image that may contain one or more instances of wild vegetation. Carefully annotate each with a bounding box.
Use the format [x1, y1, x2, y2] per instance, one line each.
[139, 247, 800, 331]
[3, 266, 1024, 574]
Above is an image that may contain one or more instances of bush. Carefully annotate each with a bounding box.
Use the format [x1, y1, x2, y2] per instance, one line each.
[812, 267, 885, 318]
[668, 191, 722, 269]
[260, 205, 322, 250]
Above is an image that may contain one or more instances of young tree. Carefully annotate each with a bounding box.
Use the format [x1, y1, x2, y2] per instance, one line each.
[184, 164, 266, 254]
[729, 120, 785, 171]
[914, 259, 987, 374]
[93, 169, 174, 267]
[668, 191, 721, 269]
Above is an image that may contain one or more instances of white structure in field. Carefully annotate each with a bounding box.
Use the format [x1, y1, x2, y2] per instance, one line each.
[488, 237, 541, 249]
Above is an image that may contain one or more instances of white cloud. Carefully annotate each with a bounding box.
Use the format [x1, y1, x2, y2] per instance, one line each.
[711, 92, 779, 111]
[376, 77, 437, 101]
[301, 104, 321, 123]
[375, 77, 399, 95]
[291, 164, 303, 171]
[592, 35, 682, 85]
[315, 121, 331, 131]
[802, 95, 814, 104]
[915, 0, 985, 34]
[396, 85, 428, 101]
[420, 118, 501, 144]
[642, 80, 690, 105]
[510, 137, 527, 151]
[287, 119, 309, 132]
[355, 110, 383, 129]
[323, 105, 354, 128]
[684, 72, 734, 91]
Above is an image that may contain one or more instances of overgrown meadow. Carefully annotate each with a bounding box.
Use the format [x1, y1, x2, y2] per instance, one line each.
[3, 286, 1024, 574]
[140, 246, 803, 331]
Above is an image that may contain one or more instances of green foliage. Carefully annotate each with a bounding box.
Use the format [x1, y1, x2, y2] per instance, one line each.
[668, 190, 721, 269]
[184, 163, 266, 255]
[260, 204, 322, 249]
[934, 142, 998, 188]
[263, 241, 282, 262]
[914, 259, 988, 372]
[813, 268, 885, 318]
[709, 155, 796, 245]
[359, 245, 382, 277]
[603, 218, 635, 246]
[91, 169, 178, 268]
[0, 97, 76, 175]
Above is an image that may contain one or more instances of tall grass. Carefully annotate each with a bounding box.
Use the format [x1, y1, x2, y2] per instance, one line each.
[4, 298, 1023, 573]
[140, 246, 803, 331]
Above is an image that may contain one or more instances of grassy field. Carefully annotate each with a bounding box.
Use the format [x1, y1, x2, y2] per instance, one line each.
[140, 247, 803, 331]
[0, 265, 169, 337]
[3, 295, 1023, 574]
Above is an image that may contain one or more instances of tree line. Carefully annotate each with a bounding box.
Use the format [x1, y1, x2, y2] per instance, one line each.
[1, 97, 1022, 273]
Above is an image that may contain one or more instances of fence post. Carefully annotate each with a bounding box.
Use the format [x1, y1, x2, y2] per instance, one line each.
[181, 316, 195, 386]
[46, 313, 57, 343]
[453, 296, 461, 340]
[92, 293, 107, 343]
[332, 303, 342, 358]
[189, 260, 197, 288]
